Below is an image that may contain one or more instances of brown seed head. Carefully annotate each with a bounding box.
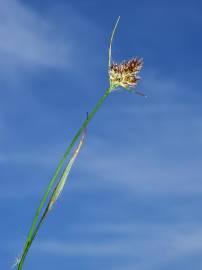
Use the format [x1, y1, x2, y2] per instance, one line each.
[109, 58, 143, 89]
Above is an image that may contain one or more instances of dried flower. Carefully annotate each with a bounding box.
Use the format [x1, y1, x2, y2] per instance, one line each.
[109, 57, 143, 89]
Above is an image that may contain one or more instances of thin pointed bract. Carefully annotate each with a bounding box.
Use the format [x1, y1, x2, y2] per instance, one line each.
[108, 16, 120, 70]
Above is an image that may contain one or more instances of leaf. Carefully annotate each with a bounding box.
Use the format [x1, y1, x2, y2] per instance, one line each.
[48, 131, 86, 211]
[17, 131, 86, 269]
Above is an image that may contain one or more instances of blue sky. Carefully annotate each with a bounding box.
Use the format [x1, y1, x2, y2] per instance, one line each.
[1, 0, 202, 269]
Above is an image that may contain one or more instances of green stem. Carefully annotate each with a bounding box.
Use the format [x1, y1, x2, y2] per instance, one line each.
[18, 207, 48, 270]
[17, 87, 112, 270]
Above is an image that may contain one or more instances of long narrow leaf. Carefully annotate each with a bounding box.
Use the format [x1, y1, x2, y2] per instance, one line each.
[17, 131, 86, 269]
[47, 130, 86, 212]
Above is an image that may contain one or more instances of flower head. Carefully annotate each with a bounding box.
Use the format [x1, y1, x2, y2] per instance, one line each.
[109, 57, 143, 89]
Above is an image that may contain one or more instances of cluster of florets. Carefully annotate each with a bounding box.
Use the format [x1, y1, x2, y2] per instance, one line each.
[109, 58, 143, 89]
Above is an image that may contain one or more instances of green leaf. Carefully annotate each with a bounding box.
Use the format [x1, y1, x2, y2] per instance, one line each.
[17, 131, 86, 270]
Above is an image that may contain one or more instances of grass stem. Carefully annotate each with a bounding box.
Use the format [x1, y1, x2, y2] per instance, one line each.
[17, 86, 112, 270]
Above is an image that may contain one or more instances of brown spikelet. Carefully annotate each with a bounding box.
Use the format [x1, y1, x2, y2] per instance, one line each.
[109, 58, 143, 89]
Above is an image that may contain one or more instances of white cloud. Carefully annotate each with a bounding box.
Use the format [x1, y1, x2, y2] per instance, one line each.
[0, 0, 71, 69]
[34, 240, 133, 256]
[32, 222, 202, 270]
[0, 0, 103, 80]
[76, 140, 202, 196]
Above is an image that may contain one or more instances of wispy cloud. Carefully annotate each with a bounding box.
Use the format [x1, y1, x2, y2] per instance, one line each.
[31, 222, 202, 270]
[0, 0, 72, 70]
[0, 0, 103, 201]
[34, 240, 133, 256]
